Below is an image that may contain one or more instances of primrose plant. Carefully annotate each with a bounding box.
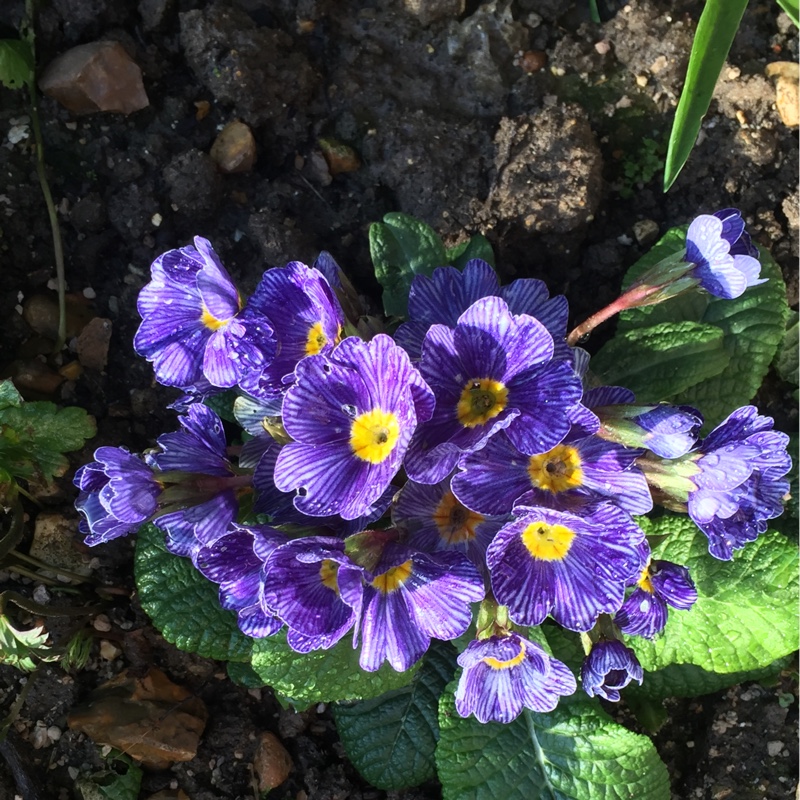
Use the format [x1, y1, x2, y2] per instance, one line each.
[75, 210, 796, 797]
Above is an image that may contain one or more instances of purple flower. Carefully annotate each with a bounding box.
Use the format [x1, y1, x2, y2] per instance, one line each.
[455, 632, 576, 723]
[391, 474, 508, 571]
[405, 296, 583, 484]
[238, 261, 346, 401]
[274, 334, 434, 520]
[355, 542, 485, 672]
[135, 237, 275, 390]
[261, 537, 364, 651]
[486, 504, 646, 631]
[581, 639, 643, 702]
[585, 387, 703, 460]
[685, 209, 764, 300]
[148, 404, 248, 560]
[395, 259, 570, 361]
[453, 430, 653, 517]
[614, 559, 697, 639]
[687, 406, 791, 560]
[74, 447, 161, 546]
[195, 524, 286, 638]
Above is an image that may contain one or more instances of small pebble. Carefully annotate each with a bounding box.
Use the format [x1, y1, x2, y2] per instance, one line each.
[633, 219, 660, 247]
[99, 640, 122, 660]
[82, 287, 96, 299]
[93, 614, 112, 632]
[767, 740, 784, 757]
[47, 726, 62, 742]
[33, 585, 50, 604]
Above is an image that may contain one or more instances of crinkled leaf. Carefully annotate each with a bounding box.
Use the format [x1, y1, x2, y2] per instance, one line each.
[607, 230, 788, 427]
[0, 39, 34, 90]
[663, 0, 749, 191]
[134, 524, 252, 662]
[370, 212, 447, 317]
[446, 234, 496, 271]
[75, 755, 142, 800]
[227, 660, 267, 689]
[626, 654, 793, 702]
[334, 641, 456, 790]
[0, 398, 96, 481]
[250, 628, 419, 706]
[626, 516, 798, 674]
[591, 321, 729, 401]
[0, 380, 23, 410]
[775, 312, 798, 387]
[436, 687, 670, 800]
[0, 614, 58, 672]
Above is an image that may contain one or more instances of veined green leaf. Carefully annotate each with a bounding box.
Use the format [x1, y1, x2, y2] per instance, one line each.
[0, 39, 34, 90]
[436, 689, 670, 800]
[626, 516, 799, 674]
[334, 641, 456, 790]
[663, 0, 749, 191]
[134, 524, 253, 662]
[250, 628, 419, 706]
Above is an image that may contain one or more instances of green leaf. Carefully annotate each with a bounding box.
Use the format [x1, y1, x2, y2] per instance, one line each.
[369, 213, 447, 317]
[776, 0, 799, 27]
[606, 230, 788, 427]
[446, 234, 496, 271]
[0, 380, 22, 410]
[0, 614, 58, 672]
[436, 688, 670, 800]
[671, 246, 788, 425]
[227, 659, 267, 689]
[590, 321, 730, 400]
[250, 628, 419, 706]
[663, 0, 749, 191]
[334, 641, 456, 790]
[0, 39, 34, 90]
[75, 755, 142, 800]
[204, 390, 238, 424]
[0, 399, 96, 481]
[134, 524, 253, 662]
[775, 312, 799, 387]
[626, 516, 799, 674]
[627, 654, 793, 701]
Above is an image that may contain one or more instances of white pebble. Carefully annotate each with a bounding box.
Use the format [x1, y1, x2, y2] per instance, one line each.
[82, 287, 96, 299]
[767, 740, 784, 757]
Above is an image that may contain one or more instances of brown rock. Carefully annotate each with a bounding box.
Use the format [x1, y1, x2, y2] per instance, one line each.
[39, 41, 149, 115]
[766, 62, 799, 127]
[76, 317, 112, 371]
[210, 120, 257, 174]
[68, 667, 208, 769]
[29, 513, 92, 577]
[7, 360, 64, 396]
[253, 731, 293, 792]
[22, 293, 94, 341]
[318, 137, 361, 176]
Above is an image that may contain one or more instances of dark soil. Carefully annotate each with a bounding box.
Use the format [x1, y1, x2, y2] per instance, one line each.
[0, 1, 797, 799]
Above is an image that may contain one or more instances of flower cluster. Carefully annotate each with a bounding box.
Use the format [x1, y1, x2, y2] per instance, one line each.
[75, 214, 791, 725]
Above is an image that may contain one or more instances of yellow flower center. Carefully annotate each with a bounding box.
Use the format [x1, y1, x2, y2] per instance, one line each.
[527, 445, 584, 493]
[371, 560, 413, 594]
[305, 322, 329, 356]
[319, 559, 339, 593]
[432, 491, 484, 544]
[636, 564, 654, 594]
[521, 521, 575, 561]
[456, 378, 509, 428]
[482, 638, 527, 670]
[350, 409, 401, 464]
[200, 305, 230, 331]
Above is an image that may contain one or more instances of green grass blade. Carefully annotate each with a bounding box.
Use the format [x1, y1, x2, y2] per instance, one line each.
[776, 0, 799, 27]
[663, 0, 749, 192]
